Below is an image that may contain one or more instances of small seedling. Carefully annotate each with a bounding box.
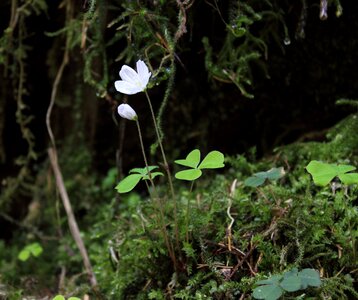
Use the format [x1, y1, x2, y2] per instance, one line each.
[244, 167, 285, 187]
[306, 160, 358, 186]
[18, 242, 43, 262]
[174, 149, 225, 181]
[252, 268, 321, 300]
[53, 295, 81, 300]
[115, 166, 163, 193]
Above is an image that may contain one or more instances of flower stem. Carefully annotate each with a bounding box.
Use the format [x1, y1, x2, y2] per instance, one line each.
[144, 91, 180, 253]
[135, 120, 154, 188]
[185, 181, 195, 243]
[135, 119, 177, 268]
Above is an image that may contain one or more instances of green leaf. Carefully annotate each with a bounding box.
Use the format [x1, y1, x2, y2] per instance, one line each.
[280, 275, 301, 292]
[175, 169, 202, 181]
[338, 173, 358, 185]
[175, 149, 201, 168]
[306, 160, 356, 186]
[244, 167, 285, 187]
[18, 249, 30, 261]
[130, 166, 158, 175]
[52, 296, 65, 300]
[336, 164, 356, 174]
[244, 176, 266, 187]
[198, 151, 225, 169]
[252, 284, 283, 300]
[298, 269, 321, 289]
[283, 268, 298, 278]
[115, 174, 143, 193]
[68, 298, 81, 300]
[256, 275, 283, 285]
[18, 243, 43, 261]
[265, 167, 286, 180]
[28, 242, 43, 257]
[142, 172, 164, 180]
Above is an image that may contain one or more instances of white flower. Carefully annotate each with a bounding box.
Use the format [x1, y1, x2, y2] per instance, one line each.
[117, 104, 138, 121]
[114, 60, 151, 95]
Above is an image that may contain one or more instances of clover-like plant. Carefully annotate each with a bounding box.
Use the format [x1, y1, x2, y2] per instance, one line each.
[174, 149, 225, 181]
[18, 242, 43, 262]
[252, 268, 321, 300]
[306, 160, 358, 186]
[52, 295, 81, 300]
[244, 167, 285, 187]
[115, 166, 163, 193]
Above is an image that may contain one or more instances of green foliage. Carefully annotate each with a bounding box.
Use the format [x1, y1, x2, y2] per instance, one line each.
[18, 242, 43, 262]
[253, 268, 321, 300]
[175, 149, 225, 181]
[53, 296, 81, 300]
[244, 167, 285, 187]
[1, 0, 357, 299]
[306, 160, 358, 186]
[115, 166, 163, 193]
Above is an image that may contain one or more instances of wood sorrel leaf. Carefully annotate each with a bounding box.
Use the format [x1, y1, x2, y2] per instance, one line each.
[18, 242, 43, 261]
[244, 167, 285, 187]
[175, 169, 202, 181]
[130, 166, 159, 175]
[198, 151, 225, 169]
[256, 275, 283, 286]
[280, 275, 301, 292]
[244, 176, 266, 187]
[306, 160, 356, 186]
[115, 174, 142, 193]
[18, 249, 30, 261]
[252, 283, 283, 300]
[298, 268, 321, 288]
[142, 172, 164, 180]
[338, 173, 358, 185]
[175, 149, 201, 168]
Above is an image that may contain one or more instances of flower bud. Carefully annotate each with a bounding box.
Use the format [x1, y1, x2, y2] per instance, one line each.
[117, 104, 138, 121]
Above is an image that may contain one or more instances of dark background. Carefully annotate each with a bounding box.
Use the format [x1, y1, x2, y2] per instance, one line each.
[1, 0, 358, 239]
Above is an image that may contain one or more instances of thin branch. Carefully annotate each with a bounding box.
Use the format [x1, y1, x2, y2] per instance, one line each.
[48, 148, 97, 288]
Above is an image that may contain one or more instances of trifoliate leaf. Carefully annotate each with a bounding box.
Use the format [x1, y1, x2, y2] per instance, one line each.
[175, 149, 201, 168]
[198, 151, 225, 169]
[244, 167, 285, 187]
[52, 296, 66, 300]
[306, 160, 356, 186]
[115, 174, 142, 193]
[175, 169, 202, 181]
[18, 243, 43, 261]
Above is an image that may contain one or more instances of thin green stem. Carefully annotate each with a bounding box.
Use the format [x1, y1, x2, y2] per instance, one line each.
[185, 181, 195, 243]
[135, 119, 177, 269]
[136, 120, 155, 189]
[144, 91, 180, 252]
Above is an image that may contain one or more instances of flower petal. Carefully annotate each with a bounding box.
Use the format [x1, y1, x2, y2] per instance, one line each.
[136, 60, 151, 87]
[115, 80, 142, 95]
[119, 65, 141, 84]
